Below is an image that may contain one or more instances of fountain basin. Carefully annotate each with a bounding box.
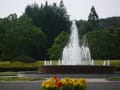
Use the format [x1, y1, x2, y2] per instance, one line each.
[38, 65, 115, 74]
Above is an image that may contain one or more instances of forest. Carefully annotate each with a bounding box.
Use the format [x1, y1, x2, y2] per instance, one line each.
[0, 0, 120, 62]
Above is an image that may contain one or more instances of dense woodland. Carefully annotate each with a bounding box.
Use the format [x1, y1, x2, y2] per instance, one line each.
[0, 1, 120, 62]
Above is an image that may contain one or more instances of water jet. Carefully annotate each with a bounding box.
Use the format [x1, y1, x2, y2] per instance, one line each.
[38, 21, 115, 74]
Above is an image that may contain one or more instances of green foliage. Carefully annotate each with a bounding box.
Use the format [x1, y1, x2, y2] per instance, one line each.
[12, 55, 36, 63]
[107, 77, 120, 81]
[24, 0, 71, 48]
[111, 61, 120, 69]
[88, 6, 99, 31]
[0, 15, 47, 60]
[0, 72, 17, 76]
[77, 17, 120, 37]
[87, 30, 117, 59]
[48, 31, 69, 60]
[76, 17, 120, 60]
[85, 18, 120, 60]
[0, 77, 42, 81]
[0, 61, 40, 67]
[88, 6, 99, 22]
[114, 20, 120, 57]
[76, 20, 91, 37]
[98, 17, 120, 30]
[0, 60, 120, 71]
[0, 63, 36, 68]
[0, 0, 120, 61]
[0, 61, 40, 71]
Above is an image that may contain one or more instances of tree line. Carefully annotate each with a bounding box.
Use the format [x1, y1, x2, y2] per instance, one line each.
[0, 1, 120, 62]
[77, 6, 120, 60]
[0, 0, 70, 62]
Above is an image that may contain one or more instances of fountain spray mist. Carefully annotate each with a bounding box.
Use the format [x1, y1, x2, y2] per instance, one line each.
[62, 21, 91, 65]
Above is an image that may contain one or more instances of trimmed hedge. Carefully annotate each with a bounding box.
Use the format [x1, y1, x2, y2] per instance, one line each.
[12, 55, 36, 63]
[0, 61, 40, 71]
[0, 60, 120, 71]
[111, 62, 120, 71]
[0, 67, 37, 71]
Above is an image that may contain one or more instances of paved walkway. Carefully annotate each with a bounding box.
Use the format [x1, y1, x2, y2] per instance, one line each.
[0, 72, 120, 90]
[18, 72, 120, 78]
[0, 79, 120, 90]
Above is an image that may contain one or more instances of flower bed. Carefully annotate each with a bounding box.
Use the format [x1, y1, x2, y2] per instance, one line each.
[41, 77, 86, 90]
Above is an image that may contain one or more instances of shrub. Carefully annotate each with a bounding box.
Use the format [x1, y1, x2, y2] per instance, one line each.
[111, 62, 120, 71]
[12, 55, 36, 63]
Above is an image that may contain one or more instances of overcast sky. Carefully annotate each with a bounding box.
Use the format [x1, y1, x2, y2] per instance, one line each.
[0, 0, 120, 20]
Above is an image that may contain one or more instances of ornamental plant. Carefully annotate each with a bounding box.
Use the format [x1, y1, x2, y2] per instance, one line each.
[41, 76, 86, 90]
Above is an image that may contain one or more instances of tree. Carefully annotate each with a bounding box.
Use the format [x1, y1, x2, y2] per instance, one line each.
[48, 31, 69, 60]
[88, 6, 99, 30]
[25, 3, 40, 27]
[0, 15, 47, 61]
[76, 20, 92, 37]
[87, 30, 117, 59]
[88, 6, 99, 22]
[24, 0, 71, 47]
[114, 19, 120, 58]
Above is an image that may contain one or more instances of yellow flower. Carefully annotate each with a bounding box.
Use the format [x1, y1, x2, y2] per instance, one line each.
[41, 77, 86, 89]
[72, 79, 79, 86]
[41, 79, 55, 88]
[64, 78, 73, 85]
[61, 79, 68, 85]
[79, 78, 86, 85]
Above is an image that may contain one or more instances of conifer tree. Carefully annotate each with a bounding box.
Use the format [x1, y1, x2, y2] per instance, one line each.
[88, 6, 99, 30]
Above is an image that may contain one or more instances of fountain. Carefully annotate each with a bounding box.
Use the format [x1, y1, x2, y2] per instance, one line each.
[62, 21, 91, 65]
[38, 21, 115, 74]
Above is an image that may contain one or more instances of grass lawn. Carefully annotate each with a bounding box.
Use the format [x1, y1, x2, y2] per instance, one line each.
[0, 77, 42, 81]
[0, 60, 119, 71]
[0, 60, 119, 81]
[95, 60, 120, 70]
[0, 61, 42, 68]
[0, 72, 17, 76]
[94, 60, 120, 65]
[106, 77, 120, 81]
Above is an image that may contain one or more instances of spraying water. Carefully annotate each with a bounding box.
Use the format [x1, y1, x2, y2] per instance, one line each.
[61, 21, 91, 65]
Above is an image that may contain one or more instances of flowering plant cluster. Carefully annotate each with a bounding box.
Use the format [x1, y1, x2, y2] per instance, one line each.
[41, 76, 86, 90]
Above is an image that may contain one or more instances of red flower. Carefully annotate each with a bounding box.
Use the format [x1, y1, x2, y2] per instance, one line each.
[53, 76, 64, 88]
[55, 80, 64, 88]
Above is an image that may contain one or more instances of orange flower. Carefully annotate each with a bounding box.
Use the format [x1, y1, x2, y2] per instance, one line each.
[55, 80, 64, 88]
